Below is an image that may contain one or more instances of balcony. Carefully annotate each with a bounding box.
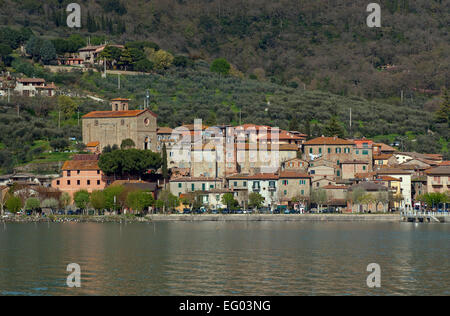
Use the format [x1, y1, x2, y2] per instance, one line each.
[268, 186, 276, 192]
[252, 187, 261, 192]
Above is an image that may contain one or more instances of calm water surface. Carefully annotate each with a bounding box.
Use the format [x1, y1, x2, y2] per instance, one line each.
[0, 222, 449, 296]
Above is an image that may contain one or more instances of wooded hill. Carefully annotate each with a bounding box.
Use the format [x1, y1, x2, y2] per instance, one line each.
[0, 0, 448, 99]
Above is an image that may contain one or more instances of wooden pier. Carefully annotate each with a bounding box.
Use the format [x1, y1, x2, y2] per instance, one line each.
[401, 212, 450, 223]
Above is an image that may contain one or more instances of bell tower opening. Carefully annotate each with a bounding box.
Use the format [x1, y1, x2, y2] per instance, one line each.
[111, 98, 130, 111]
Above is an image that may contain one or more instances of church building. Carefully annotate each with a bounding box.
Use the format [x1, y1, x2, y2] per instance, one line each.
[82, 98, 158, 152]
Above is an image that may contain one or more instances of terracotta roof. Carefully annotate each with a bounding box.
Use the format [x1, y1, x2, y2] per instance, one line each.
[62, 160, 100, 171]
[279, 171, 311, 179]
[17, 78, 45, 83]
[374, 143, 397, 152]
[86, 141, 100, 147]
[83, 109, 157, 118]
[257, 130, 304, 141]
[375, 176, 401, 182]
[111, 98, 130, 101]
[304, 136, 354, 146]
[72, 154, 99, 161]
[157, 127, 174, 134]
[425, 165, 450, 175]
[374, 154, 393, 160]
[439, 161, 450, 166]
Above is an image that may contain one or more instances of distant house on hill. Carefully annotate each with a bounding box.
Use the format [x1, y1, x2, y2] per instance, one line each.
[14, 78, 57, 97]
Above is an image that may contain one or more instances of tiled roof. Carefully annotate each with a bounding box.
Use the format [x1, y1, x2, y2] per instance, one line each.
[86, 141, 100, 147]
[17, 78, 45, 83]
[439, 161, 450, 166]
[157, 127, 174, 134]
[375, 176, 401, 182]
[279, 171, 311, 179]
[373, 154, 393, 160]
[374, 143, 397, 152]
[304, 136, 354, 145]
[62, 160, 100, 171]
[83, 109, 157, 118]
[425, 165, 450, 175]
[111, 98, 130, 101]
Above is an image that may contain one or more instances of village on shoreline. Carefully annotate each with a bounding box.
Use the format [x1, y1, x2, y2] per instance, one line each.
[1, 97, 449, 219]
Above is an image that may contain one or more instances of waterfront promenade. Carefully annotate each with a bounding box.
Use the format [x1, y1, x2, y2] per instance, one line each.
[1, 213, 402, 223]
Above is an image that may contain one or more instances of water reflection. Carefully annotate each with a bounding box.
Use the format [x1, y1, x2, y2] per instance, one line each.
[0, 222, 448, 295]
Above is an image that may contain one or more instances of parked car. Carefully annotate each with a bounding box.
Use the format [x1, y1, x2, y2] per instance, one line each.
[183, 208, 192, 214]
[67, 210, 74, 215]
[221, 209, 230, 214]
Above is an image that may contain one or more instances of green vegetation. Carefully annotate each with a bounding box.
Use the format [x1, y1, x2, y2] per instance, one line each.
[98, 149, 162, 177]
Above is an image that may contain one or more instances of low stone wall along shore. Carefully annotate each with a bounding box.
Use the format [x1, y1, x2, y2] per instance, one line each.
[1, 214, 402, 223]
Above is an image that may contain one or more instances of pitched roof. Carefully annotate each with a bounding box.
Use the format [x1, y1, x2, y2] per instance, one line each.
[304, 136, 354, 146]
[17, 78, 45, 83]
[157, 127, 174, 134]
[425, 165, 450, 175]
[373, 154, 393, 160]
[83, 109, 157, 119]
[374, 143, 397, 152]
[279, 171, 311, 179]
[86, 141, 100, 147]
[111, 98, 130, 101]
[62, 160, 100, 171]
[169, 177, 222, 182]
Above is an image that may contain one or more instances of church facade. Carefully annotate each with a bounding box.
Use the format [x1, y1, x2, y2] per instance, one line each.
[82, 98, 158, 152]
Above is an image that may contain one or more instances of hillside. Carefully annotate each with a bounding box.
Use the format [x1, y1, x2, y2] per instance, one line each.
[0, 62, 448, 174]
[0, 0, 448, 99]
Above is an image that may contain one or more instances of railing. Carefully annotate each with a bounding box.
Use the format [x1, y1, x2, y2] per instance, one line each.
[401, 211, 450, 217]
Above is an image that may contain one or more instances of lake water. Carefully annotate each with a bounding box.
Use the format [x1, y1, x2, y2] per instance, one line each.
[0, 222, 449, 296]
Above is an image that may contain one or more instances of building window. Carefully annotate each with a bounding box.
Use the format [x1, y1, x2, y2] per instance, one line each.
[284, 190, 287, 195]
[356, 150, 359, 155]
[67, 171, 71, 177]
[234, 181, 238, 187]
[243, 181, 247, 187]
[309, 148, 313, 154]
[94, 120, 99, 126]
[319, 148, 322, 154]
[301, 190, 305, 195]
[121, 119, 125, 126]
[337, 170, 341, 177]
[97, 180, 100, 185]
[362, 150, 369, 155]
[77, 170, 80, 175]
[210, 184, 214, 189]
[77, 180, 80, 185]
[56, 180, 60, 185]
[87, 180, 91, 185]
[178, 183, 182, 188]
[363, 166, 366, 171]
[67, 180, 71, 185]
[191, 184, 195, 191]
[97, 170, 100, 175]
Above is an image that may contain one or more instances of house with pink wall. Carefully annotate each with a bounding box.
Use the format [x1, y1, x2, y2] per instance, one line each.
[51, 155, 111, 200]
